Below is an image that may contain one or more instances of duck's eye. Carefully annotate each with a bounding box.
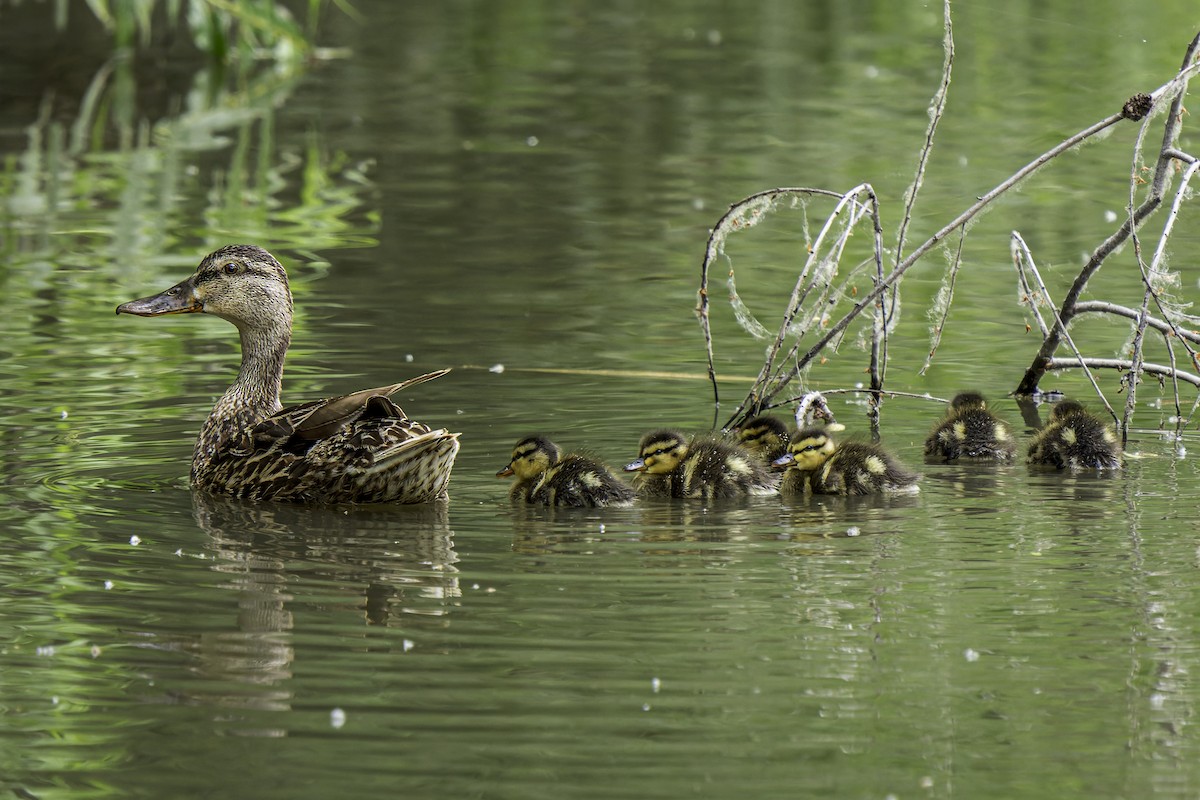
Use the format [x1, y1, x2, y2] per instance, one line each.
[222, 262, 240, 275]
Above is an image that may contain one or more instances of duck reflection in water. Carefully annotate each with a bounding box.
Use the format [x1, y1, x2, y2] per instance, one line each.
[136, 493, 460, 732]
[193, 492, 459, 626]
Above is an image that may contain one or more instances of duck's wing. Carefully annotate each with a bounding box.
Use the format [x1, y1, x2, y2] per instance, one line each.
[358, 426, 462, 502]
[248, 369, 452, 449]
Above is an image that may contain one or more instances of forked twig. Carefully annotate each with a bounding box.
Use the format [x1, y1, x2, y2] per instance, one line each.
[1010, 233, 1117, 422]
[698, 22, 1200, 435]
[1015, 33, 1200, 396]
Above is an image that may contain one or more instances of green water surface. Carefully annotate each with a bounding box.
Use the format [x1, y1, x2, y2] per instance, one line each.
[2, 2, 1200, 798]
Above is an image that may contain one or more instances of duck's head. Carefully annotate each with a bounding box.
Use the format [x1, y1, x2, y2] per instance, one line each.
[948, 391, 988, 412]
[771, 426, 836, 472]
[1049, 399, 1087, 422]
[734, 415, 790, 457]
[116, 244, 293, 334]
[624, 429, 688, 474]
[497, 436, 561, 480]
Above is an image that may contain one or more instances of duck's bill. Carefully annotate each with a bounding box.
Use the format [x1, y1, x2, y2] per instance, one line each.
[116, 279, 202, 316]
[623, 459, 647, 472]
[496, 466, 515, 478]
[770, 453, 795, 471]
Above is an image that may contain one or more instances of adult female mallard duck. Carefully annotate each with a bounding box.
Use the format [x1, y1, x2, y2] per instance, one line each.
[623, 429, 775, 499]
[1027, 399, 1121, 470]
[116, 244, 460, 503]
[497, 436, 635, 508]
[924, 391, 1017, 462]
[773, 426, 918, 495]
[733, 414, 792, 466]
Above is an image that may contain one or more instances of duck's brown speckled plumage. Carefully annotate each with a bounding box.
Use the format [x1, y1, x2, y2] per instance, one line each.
[497, 436, 634, 508]
[117, 244, 459, 503]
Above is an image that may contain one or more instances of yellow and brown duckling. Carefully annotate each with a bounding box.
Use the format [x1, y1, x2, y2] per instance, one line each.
[497, 436, 635, 508]
[733, 414, 792, 466]
[924, 391, 1017, 462]
[773, 426, 919, 495]
[1027, 400, 1121, 470]
[116, 244, 460, 503]
[624, 429, 775, 499]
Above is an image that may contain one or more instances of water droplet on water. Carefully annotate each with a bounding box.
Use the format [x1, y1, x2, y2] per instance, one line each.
[330, 708, 346, 729]
[964, 648, 980, 662]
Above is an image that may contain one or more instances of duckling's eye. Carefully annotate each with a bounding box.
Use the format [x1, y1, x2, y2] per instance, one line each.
[222, 262, 240, 275]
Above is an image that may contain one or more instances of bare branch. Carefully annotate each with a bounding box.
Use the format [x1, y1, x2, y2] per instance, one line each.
[1016, 49, 1200, 395]
[1012, 234, 1118, 422]
[1073, 301, 1200, 344]
[1046, 357, 1200, 390]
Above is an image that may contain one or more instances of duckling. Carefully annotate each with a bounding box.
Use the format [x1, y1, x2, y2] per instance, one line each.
[733, 415, 792, 465]
[772, 426, 918, 495]
[623, 429, 774, 499]
[924, 391, 1017, 462]
[1027, 400, 1121, 470]
[497, 436, 635, 508]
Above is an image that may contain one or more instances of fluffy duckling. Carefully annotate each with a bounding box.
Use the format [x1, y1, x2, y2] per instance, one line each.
[773, 426, 918, 495]
[497, 436, 635, 507]
[1027, 400, 1121, 470]
[623, 429, 774, 499]
[924, 392, 1017, 462]
[733, 415, 792, 466]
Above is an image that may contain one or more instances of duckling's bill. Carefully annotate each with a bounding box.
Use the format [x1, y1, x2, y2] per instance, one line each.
[623, 458, 647, 472]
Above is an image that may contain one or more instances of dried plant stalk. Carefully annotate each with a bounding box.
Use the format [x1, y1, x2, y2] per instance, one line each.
[698, 20, 1200, 436]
